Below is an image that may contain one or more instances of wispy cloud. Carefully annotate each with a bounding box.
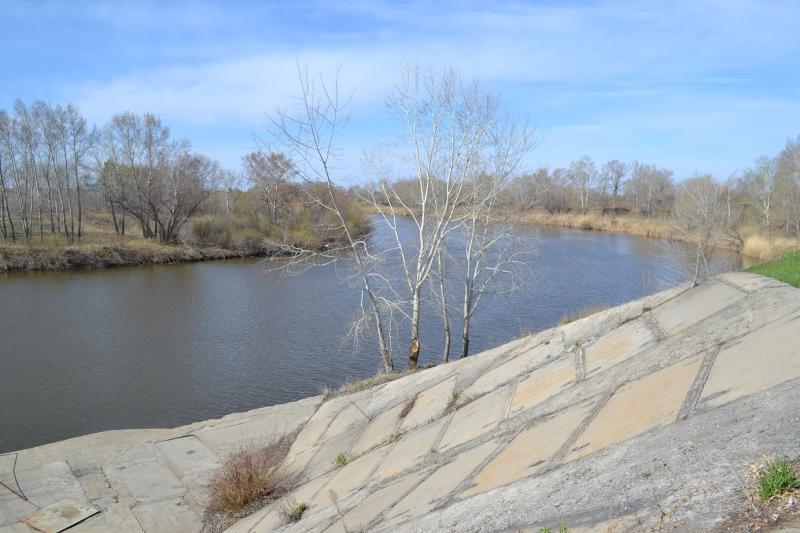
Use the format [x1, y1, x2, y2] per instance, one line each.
[3, 0, 799, 176]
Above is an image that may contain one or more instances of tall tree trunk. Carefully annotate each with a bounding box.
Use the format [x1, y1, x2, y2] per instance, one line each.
[436, 249, 451, 363]
[408, 286, 422, 369]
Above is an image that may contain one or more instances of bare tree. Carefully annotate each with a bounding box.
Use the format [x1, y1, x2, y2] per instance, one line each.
[670, 174, 725, 286]
[601, 160, 627, 213]
[568, 156, 597, 215]
[742, 155, 778, 243]
[242, 151, 296, 225]
[268, 64, 396, 373]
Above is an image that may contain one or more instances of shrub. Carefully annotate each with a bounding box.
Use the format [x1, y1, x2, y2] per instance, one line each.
[756, 456, 799, 502]
[206, 437, 292, 515]
[280, 499, 308, 522]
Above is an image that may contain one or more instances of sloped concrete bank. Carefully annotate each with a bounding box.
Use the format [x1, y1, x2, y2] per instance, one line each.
[1, 272, 799, 532]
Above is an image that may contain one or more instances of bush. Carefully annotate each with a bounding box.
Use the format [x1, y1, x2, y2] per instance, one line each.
[206, 438, 292, 515]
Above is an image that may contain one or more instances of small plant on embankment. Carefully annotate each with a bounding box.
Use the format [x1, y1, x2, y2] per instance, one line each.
[334, 452, 353, 468]
[539, 518, 568, 533]
[756, 456, 800, 502]
[205, 436, 292, 522]
[747, 250, 800, 288]
[280, 499, 308, 522]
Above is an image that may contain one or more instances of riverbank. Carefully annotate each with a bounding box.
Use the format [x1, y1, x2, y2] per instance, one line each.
[516, 210, 800, 261]
[0, 240, 272, 272]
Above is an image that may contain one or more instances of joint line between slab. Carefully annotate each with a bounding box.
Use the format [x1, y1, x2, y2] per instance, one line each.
[678, 345, 722, 420]
[551, 390, 615, 465]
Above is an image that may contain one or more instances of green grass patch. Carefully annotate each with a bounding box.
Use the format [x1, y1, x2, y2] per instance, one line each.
[747, 251, 800, 288]
[539, 518, 569, 533]
[757, 457, 800, 502]
[334, 452, 353, 468]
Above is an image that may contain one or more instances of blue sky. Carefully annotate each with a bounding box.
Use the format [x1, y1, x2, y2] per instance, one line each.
[2, 0, 799, 182]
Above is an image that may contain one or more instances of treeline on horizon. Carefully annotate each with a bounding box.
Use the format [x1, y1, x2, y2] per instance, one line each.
[0, 100, 366, 252]
[1, 97, 798, 259]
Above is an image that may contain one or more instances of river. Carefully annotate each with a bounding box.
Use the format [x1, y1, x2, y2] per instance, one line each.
[0, 220, 743, 453]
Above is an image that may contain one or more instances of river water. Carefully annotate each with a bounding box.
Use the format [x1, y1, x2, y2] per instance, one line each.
[0, 221, 743, 452]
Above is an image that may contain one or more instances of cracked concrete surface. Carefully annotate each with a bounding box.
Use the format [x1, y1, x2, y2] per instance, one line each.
[2, 272, 799, 532]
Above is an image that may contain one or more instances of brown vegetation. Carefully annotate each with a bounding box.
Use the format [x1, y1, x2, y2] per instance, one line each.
[204, 437, 293, 530]
[559, 303, 611, 325]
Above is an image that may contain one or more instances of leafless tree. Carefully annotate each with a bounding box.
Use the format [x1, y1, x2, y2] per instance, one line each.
[742, 155, 778, 243]
[242, 151, 296, 224]
[568, 156, 597, 215]
[601, 160, 627, 213]
[268, 64, 396, 373]
[670, 174, 725, 286]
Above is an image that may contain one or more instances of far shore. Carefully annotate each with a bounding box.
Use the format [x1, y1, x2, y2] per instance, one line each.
[2, 209, 797, 273]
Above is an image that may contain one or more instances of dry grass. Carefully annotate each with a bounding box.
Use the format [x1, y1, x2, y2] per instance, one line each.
[559, 303, 611, 325]
[742, 234, 800, 261]
[205, 437, 293, 518]
[519, 210, 800, 261]
[519, 211, 676, 240]
[321, 368, 424, 401]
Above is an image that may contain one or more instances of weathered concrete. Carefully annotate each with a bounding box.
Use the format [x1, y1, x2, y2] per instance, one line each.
[2, 272, 798, 532]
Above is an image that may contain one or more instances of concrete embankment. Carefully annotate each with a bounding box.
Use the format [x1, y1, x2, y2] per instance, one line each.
[2, 272, 799, 532]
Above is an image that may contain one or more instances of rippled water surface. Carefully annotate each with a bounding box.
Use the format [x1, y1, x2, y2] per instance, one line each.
[0, 220, 743, 452]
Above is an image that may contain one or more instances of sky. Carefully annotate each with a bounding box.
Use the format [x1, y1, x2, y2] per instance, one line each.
[1, 0, 799, 182]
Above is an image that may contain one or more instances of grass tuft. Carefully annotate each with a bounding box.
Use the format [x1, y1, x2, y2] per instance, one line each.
[747, 250, 800, 288]
[756, 456, 800, 502]
[280, 499, 308, 523]
[334, 452, 353, 468]
[206, 437, 292, 516]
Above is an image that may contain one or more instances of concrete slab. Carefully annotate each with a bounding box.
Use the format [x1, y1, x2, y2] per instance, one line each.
[437, 387, 511, 452]
[463, 401, 595, 497]
[400, 377, 457, 433]
[651, 282, 745, 335]
[70, 503, 143, 532]
[308, 447, 390, 510]
[156, 435, 221, 487]
[324, 471, 426, 533]
[131, 497, 202, 533]
[321, 403, 369, 441]
[382, 441, 498, 528]
[565, 355, 701, 462]
[375, 418, 448, 480]
[15, 462, 87, 510]
[716, 271, 787, 292]
[509, 357, 575, 416]
[285, 416, 332, 459]
[462, 340, 563, 399]
[296, 428, 362, 482]
[0, 480, 37, 528]
[701, 311, 800, 408]
[350, 403, 404, 456]
[195, 397, 320, 458]
[116, 455, 186, 503]
[584, 317, 656, 374]
[21, 499, 98, 533]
